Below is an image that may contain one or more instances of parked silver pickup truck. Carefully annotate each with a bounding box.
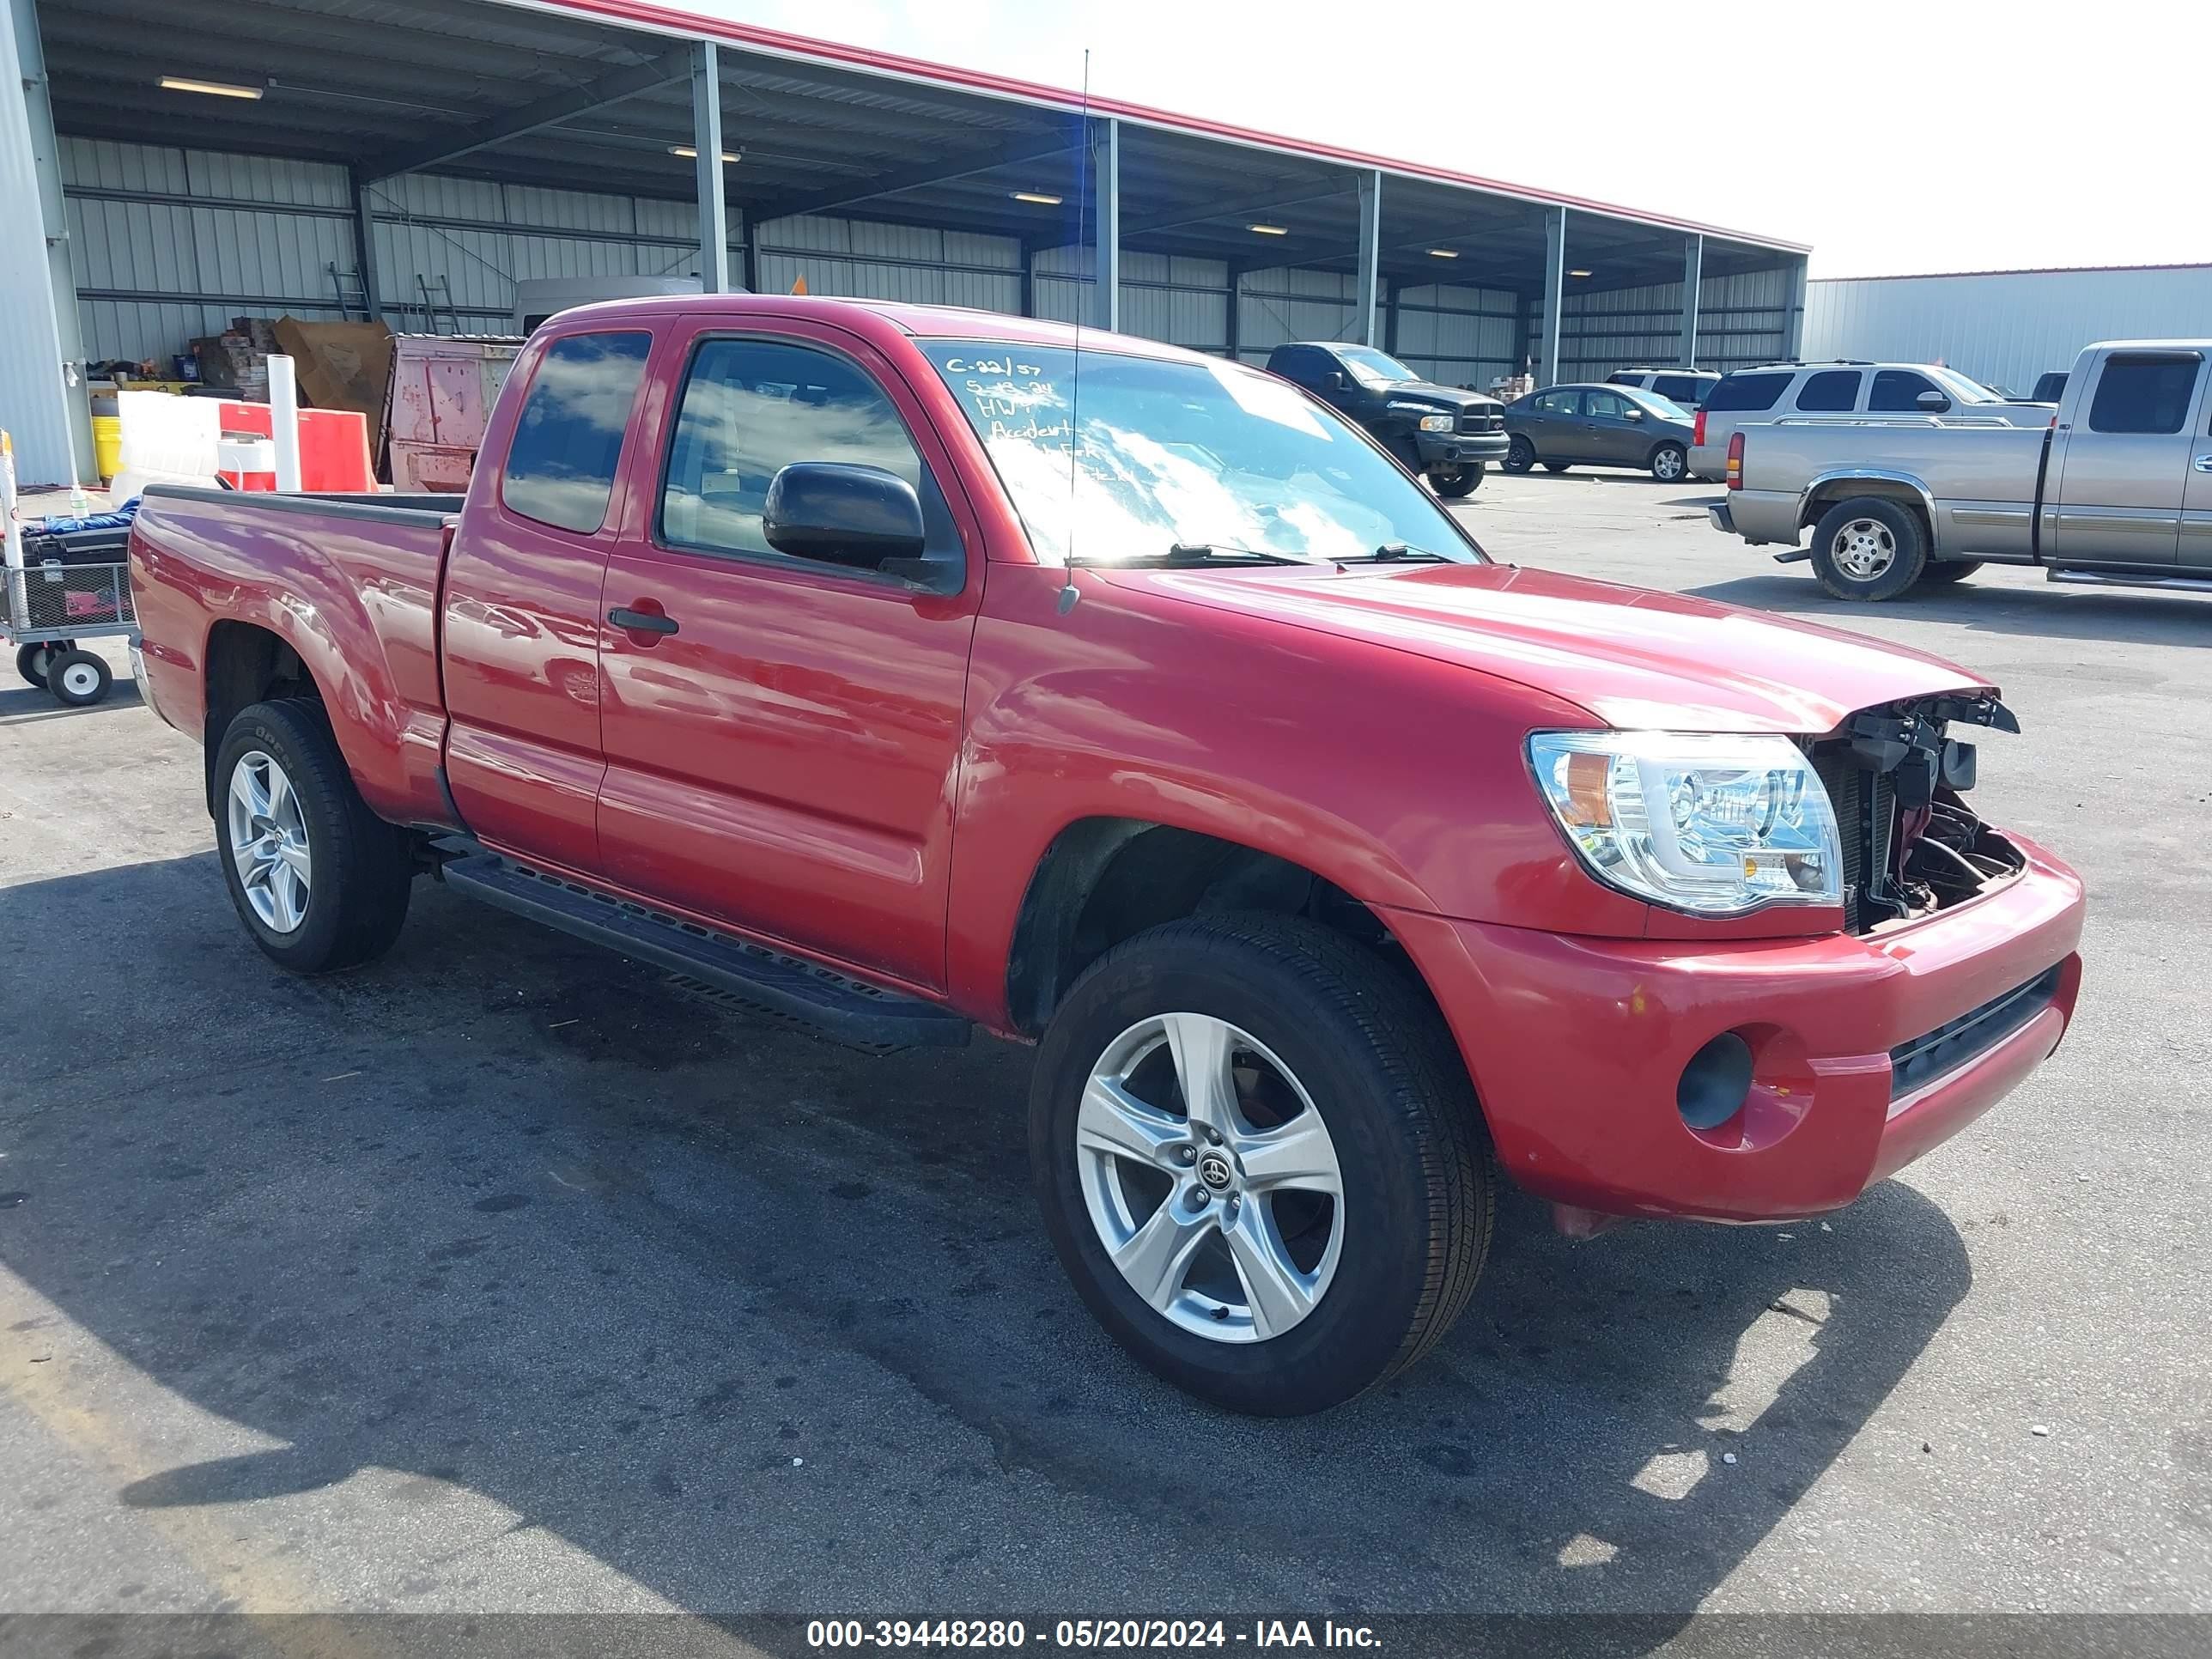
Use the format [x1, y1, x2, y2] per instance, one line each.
[1707, 340, 2212, 600]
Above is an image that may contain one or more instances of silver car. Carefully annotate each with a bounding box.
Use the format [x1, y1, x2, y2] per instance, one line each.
[1607, 367, 1722, 410]
[1688, 362, 2053, 481]
[1503, 383, 1698, 482]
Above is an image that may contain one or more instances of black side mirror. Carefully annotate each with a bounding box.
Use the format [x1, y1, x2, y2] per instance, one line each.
[763, 462, 926, 571]
[1322, 370, 1346, 392]
[1916, 390, 1952, 413]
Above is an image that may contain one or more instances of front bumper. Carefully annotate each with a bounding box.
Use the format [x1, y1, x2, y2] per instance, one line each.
[1418, 430, 1510, 470]
[1384, 832, 2086, 1223]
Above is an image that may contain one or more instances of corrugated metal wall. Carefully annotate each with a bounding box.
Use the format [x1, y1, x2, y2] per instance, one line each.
[1804, 266, 2212, 393]
[1033, 245, 1231, 351]
[1531, 266, 1793, 385]
[759, 216, 1020, 312]
[62, 138, 738, 358]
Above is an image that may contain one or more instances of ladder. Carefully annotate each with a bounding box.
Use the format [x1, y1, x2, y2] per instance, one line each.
[327, 262, 372, 321]
[416, 274, 461, 335]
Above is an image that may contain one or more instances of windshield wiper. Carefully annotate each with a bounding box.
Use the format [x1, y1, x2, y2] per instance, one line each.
[1356, 543, 1450, 562]
[1149, 542, 1337, 568]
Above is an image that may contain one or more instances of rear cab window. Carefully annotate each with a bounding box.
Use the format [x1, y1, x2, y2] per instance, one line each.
[501, 331, 652, 533]
[2086, 353, 2203, 434]
[1702, 372, 1793, 414]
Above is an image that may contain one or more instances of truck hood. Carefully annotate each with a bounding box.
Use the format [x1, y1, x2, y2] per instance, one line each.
[1379, 380, 1500, 414]
[1111, 562, 1992, 733]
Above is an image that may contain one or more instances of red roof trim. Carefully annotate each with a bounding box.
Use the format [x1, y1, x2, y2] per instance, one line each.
[516, 0, 1808, 253]
[1813, 261, 2212, 283]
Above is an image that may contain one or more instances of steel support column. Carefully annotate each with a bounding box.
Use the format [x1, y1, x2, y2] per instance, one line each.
[1094, 117, 1120, 330]
[1354, 169, 1382, 346]
[9, 0, 92, 483]
[1784, 254, 1808, 359]
[1539, 207, 1566, 386]
[691, 40, 730, 292]
[1680, 234, 1704, 368]
[1383, 278, 1400, 357]
[349, 170, 383, 321]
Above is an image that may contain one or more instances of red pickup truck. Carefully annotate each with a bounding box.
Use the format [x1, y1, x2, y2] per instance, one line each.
[131, 295, 2085, 1415]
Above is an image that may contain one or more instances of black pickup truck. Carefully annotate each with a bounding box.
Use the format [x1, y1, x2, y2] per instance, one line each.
[1264, 342, 1509, 496]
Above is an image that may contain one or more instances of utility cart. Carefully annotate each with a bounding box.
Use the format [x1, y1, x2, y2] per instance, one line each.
[5, 520, 137, 708]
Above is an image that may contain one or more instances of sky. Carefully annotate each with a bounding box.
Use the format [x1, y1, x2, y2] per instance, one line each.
[689, 0, 2207, 278]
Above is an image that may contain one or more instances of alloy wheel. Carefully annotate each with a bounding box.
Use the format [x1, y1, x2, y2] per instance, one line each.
[1832, 517, 1897, 580]
[227, 750, 313, 933]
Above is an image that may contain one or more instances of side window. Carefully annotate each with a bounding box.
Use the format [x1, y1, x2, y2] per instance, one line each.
[1795, 369, 1862, 412]
[1583, 390, 1630, 420]
[1606, 372, 1641, 386]
[1703, 371, 1793, 413]
[659, 337, 931, 562]
[1868, 369, 1940, 412]
[2087, 354, 2202, 435]
[501, 331, 651, 533]
[1654, 374, 1698, 404]
[1534, 390, 1578, 416]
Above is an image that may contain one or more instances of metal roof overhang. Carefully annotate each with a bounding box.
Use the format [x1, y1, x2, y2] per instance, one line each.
[39, 0, 1803, 295]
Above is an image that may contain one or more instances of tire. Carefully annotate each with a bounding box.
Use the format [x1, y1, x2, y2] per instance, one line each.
[1503, 435, 1535, 474]
[1808, 496, 1929, 601]
[1387, 436, 1424, 477]
[1430, 463, 1484, 499]
[1541, 461, 1571, 473]
[1648, 442, 1688, 483]
[1917, 560, 1984, 586]
[46, 648, 112, 707]
[16, 641, 57, 688]
[213, 698, 416, 974]
[1030, 913, 1495, 1415]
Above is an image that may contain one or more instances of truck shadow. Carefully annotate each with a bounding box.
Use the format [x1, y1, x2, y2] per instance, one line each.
[2, 854, 1974, 1641]
[1690, 573, 2212, 649]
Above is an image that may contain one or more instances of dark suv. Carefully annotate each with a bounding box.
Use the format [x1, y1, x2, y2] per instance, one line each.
[1264, 343, 1507, 496]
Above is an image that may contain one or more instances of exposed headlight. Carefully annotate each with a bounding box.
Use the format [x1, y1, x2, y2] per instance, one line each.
[1528, 731, 1841, 915]
[1417, 413, 1455, 433]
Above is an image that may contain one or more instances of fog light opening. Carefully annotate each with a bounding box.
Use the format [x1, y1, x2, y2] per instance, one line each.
[1678, 1032, 1754, 1131]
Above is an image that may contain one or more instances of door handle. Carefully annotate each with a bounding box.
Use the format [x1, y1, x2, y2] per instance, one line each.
[2194, 455, 2212, 473]
[608, 606, 678, 636]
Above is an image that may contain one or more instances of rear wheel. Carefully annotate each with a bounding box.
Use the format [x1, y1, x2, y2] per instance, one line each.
[1649, 442, 1688, 483]
[1541, 460, 1571, 473]
[1503, 435, 1535, 474]
[1030, 913, 1494, 1415]
[214, 699, 416, 974]
[46, 649, 112, 707]
[1430, 463, 1484, 499]
[1808, 496, 1929, 601]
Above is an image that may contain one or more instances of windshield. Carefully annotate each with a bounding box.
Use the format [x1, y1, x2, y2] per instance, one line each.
[1334, 346, 1423, 387]
[1929, 366, 2003, 404]
[920, 341, 1484, 568]
[1620, 386, 1691, 421]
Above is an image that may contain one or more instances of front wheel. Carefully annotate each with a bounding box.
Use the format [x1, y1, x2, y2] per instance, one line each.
[214, 698, 416, 974]
[1430, 462, 1484, 499]
[1649, 442, 1688, 483]
[1808, 496, 1929, 601]
[1030, 914, 1494, 1415]
[1503, 435, 1535, 474]
[1541, 461, 1571, 473]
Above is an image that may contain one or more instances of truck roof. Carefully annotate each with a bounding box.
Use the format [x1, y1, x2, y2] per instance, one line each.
[538, 292, 1205, 363]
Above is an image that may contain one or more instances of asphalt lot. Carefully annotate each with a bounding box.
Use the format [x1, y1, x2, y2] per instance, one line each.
[3, 467, 2209, 1642]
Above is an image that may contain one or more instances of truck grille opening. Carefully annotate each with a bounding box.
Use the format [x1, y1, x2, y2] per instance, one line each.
[1888, 964, 2063, 1100]
[1805, 696, 2027, 934]
[1460, 410, 1502, 434]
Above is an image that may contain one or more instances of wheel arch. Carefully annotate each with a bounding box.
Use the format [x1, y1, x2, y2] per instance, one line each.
[1799, 472, 1936, 546]
[1004, 817, 1429, 1042]
[199, 620, 325, 815]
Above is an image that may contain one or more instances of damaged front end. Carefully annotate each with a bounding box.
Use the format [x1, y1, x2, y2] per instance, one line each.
[1802, 691, 2028, 934]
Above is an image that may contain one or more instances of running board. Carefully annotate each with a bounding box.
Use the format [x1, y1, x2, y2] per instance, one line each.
[2047, 567, 2212, 594]
[441, 854, 969, 1053]
[1771, 548, 1811, 564]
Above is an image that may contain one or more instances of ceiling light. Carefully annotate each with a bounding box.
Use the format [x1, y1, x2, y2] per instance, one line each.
[1249, 223, 1289, 236]
[1011, 191, 1063, 206]
[158, 76, 264, 100]
[670, 145, 742, 163]
[1427, 248, 1459, 259]
[1568, 268, 1593, 278]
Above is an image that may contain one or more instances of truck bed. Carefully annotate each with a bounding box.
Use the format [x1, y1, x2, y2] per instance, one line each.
[129, 486, 465, 828]
[1728, 419, 2050, 550]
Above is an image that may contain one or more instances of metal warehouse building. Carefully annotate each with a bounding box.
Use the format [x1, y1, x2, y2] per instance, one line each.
[1805, 264, 2212, 396]
[1, 0, 1809, 487]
